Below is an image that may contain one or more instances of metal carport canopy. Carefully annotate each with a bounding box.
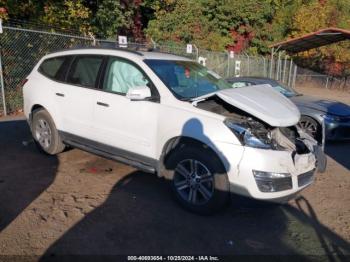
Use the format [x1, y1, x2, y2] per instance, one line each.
[270, 27, 350, 53]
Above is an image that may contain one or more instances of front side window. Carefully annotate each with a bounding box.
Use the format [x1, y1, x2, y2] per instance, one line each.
[144, 59, 231, 100]
[39, 56, 66, 79]
[103, 57, 149, 94]
[67, 56, 103, 88]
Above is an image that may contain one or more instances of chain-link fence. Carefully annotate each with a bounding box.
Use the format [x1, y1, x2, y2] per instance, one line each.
[296, 67, 350, 90]
[0, 26, 95, 115]
[0, 25, 299, 116]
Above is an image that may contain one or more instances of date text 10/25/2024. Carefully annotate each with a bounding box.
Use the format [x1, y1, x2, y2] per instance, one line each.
[127, 256, 220, 261]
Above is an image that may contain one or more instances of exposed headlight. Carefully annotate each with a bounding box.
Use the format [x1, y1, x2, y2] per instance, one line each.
[253, 170, 292, 192]
[224, 119, 271, 149]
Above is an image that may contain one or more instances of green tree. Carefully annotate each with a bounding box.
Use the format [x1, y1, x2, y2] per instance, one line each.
[92, 0, 133, 39]
[40, 0, 92, 35]
[290, 0, 350, 76]
[145, 0, 232, 50]
[145, 0, 291, 53]
[0, 0, 44, 21]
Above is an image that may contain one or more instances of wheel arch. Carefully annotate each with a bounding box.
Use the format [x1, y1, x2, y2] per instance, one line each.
[158, 136, 227, 178]
[300, 114, 322, 126]
[29, 104, 45, 127]
[29, 104, 59, 130]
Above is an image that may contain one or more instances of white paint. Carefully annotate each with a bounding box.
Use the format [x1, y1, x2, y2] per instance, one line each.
[23, 48, 319, 203]
[118, 35, 127, 48]
[235, 60, 241, 77]
[198, 56, 207, 66]
[216, 85, 301, 127]
[186, 44, 193, 54]
[126, 86, 152, 100]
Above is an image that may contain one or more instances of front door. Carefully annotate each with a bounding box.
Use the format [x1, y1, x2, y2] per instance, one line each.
[91, 57, 159, 160]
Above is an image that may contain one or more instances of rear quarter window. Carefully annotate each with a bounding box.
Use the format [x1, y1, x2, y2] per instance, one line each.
[38, 56, 66, 80]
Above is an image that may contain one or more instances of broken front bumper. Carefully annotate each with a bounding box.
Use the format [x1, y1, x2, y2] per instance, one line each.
[217, 142, 326, 203]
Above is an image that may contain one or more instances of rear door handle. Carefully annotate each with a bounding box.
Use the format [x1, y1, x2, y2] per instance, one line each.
[56, 93, 65, 97]
[97, 101, 109, 107]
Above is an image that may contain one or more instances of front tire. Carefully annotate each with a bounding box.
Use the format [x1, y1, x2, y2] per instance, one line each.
[31, 109, 65, 155]
[164, 145, 230, 215]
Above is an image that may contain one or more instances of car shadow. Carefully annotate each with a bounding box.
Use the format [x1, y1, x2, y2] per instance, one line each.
[0, 119, 58, 232]
[41, 118, 350, 259]
[325, 141, 350, 170]
[40, 171, 350, 259]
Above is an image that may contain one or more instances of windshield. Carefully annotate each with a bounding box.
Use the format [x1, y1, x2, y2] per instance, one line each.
[144, 59, 232, 100]
[270, 81, 299, 97]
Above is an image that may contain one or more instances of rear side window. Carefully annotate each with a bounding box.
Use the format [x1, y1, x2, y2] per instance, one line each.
[67, 56, 103, 88]
[39, 57, 66, 79]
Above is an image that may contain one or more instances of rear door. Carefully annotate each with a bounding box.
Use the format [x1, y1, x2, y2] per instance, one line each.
[53, 55, 104, 139]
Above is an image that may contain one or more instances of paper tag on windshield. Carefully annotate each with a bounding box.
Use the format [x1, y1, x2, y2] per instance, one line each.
[208, 70, 221, 79]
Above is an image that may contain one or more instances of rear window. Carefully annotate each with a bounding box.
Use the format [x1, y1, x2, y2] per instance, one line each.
[66, 56, 103, 88]
[39, 57, 66, 79]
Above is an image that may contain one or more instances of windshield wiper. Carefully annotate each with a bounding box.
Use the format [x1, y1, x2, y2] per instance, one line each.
[178, 97, 194, 101]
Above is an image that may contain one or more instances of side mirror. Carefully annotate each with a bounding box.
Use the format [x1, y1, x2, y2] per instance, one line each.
[126, 86, 152, 101]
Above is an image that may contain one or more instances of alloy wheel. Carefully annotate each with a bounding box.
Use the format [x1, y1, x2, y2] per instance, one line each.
[174, 159, 214, 205]
[35, 118, 52, 149]
[299, 119, 317, 138]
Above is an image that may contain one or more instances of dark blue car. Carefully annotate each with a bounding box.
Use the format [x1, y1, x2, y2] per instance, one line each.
[226, 77, 350, 141]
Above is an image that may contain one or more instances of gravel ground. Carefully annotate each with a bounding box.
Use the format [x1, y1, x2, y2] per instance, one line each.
[0, 87, 349, 260]
[296, 85, 350, 105]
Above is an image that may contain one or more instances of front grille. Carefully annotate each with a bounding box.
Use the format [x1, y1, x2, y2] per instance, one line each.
[298, 170, 314, 187]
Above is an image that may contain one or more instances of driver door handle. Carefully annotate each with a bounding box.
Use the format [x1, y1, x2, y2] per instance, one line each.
[97, 101, 109, 107]
[55, 93, 65, 97]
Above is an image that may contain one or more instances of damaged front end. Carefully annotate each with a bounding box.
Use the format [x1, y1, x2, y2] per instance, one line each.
[224, 117, 326, 172]
[196, 94, 326, 182]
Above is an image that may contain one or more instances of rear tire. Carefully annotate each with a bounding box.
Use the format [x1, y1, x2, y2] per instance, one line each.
[31, 109, 65, 155]
[163, 145, 230, 215]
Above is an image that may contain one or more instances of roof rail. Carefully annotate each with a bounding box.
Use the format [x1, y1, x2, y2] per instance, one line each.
[50, 45, 146, 56]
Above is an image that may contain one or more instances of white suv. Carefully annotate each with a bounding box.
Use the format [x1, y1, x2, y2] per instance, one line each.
[23, 48, 326, 214]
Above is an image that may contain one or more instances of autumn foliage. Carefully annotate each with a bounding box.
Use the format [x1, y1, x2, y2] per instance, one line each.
[0, 0, 349, 76]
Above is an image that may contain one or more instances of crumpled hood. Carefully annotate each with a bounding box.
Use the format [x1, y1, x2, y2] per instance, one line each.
[290, 95, 350, 116]
[193, 84, 300, 127]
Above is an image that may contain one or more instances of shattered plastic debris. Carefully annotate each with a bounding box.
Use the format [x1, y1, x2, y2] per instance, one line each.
[271, 128, 296, 151]
[245, 239, 265, 249]
[226, 240, 234, 246]
[79, 167, 113, 174]
[88, 167, 98, 174]
[22, 139, 34, 146]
